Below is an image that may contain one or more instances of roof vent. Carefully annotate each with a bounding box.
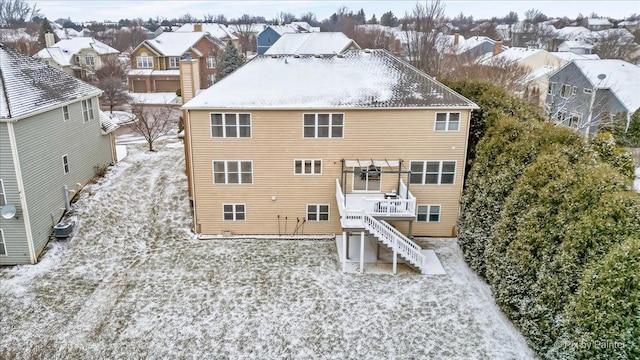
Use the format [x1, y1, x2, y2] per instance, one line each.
[364, 48, 371, 53]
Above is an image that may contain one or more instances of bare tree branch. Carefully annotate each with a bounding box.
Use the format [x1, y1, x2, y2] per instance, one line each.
[129, 103, 177, 151]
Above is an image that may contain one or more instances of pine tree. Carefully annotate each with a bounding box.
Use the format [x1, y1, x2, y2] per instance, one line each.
[217, 40, 244, 81]
[367, 14, 378, 24]
[37, 18, 58, 46]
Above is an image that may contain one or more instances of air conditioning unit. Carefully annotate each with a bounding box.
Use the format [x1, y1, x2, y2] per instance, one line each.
[54, 222, 73, 238]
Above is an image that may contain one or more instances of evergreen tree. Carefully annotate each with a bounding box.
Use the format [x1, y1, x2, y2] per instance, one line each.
[217, 40, 244, 81]
[37, 17, 59, 46]
[367, 14, 378, 24]
[380, 11, 398, 27]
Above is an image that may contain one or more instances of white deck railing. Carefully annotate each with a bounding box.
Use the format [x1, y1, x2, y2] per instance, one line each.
[335, 179, 426, 273]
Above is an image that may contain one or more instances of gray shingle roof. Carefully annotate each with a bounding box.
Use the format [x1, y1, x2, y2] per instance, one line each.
[183, 49, 478, 109]
[0, 44, 101, 119]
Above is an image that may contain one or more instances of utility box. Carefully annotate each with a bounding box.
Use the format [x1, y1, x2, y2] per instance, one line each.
[54, 222, 73, 238]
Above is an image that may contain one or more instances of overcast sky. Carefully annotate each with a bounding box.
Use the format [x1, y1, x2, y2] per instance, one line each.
[31, 0, 640, 23]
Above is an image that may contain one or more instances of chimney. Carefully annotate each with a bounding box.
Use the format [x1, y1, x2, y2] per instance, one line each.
[454, 31, 459, 46]
[179, 57, 201, 104]
[45, 32, 55, 48]
[194, 23, 202, 32]
[493, 39, 503, 56]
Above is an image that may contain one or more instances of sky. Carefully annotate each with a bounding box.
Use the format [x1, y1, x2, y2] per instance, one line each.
[30, 0, 640, 23]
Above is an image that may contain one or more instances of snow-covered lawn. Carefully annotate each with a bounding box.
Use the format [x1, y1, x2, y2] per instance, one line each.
[0, 139, 534, 359]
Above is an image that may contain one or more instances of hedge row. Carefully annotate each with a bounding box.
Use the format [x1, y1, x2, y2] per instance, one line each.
[447, 80, 639, 359]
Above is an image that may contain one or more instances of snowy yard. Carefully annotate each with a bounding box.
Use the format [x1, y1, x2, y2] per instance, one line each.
[0, 139, 534, 359]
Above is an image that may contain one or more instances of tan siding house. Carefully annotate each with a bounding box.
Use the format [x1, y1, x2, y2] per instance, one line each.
[182, 49, 477, 239]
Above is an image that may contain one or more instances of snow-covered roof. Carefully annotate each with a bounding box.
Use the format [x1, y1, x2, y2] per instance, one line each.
[587, 18, 612, 26]
[590, 28, 635, 43]
[140, 32, 210, 57]
[176, 23, 238, 41]
[228, 23, 267, 35]
[488, 47, 544, 63]
[183, 50, 478, 110]
[554, 26, 591, 41]
[550, 52, 600, 62]
[263, 24, 313, 36]
[265, 32, 359, 55]
[440, 34, 507, 56]
[34, 37, 119, 66]
[0, 44, 102, 120]
[99, 111, 119, 134]
[571, 59, 640, 113]
[524, 64, 558, 82]
[558, 40, 595, 50]
[128, 92, 180, 105]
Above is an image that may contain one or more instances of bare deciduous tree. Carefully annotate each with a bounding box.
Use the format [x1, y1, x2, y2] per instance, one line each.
[234, 14, 255, 55]
[588, 28, 638, 60]
[403, 0, 448, 76]
[0, 0, 40, 28]
[93, 55, 131, 113]
[113, 26, 148, 52]
[129, 103, 177, 151]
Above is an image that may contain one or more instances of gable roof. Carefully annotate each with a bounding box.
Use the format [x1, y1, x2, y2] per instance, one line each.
[554, 26, 591, 41]
[34, 37, 119, 66]
[265, 32, 360, 55]
[261, 24, 313, 37]
[175, 23, 238, 41]
[0, 44, 101, 120]
[561, 59, 640, 113]
[183, 49, 477, 110]
[139, 32, 210, 57]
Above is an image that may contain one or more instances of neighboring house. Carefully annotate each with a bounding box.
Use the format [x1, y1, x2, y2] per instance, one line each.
[546, 59, 640, 135]
[557, 40, 596, 54]
[618, 20, 640, 32]
[256, 23, 318, 54]
[176, 23, 239, 47]
[586, 18, 613, 31]
[0, 44, 117, 265]
[33, 34, 120, 81]
[179, 49, 477, 273]
[441, 33, 507, 60]
[265, 32, 360, 55]
[127, 30, 222, 93]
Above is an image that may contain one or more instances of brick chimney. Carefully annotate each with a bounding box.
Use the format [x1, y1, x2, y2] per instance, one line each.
[493, 39, 503, 56]
[454, 31, 459, 46]
[179, 57, 201, 104]
[194, 23, 202, 32]
[45, 33, 55, 48]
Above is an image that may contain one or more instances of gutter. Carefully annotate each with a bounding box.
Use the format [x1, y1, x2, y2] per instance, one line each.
[180, 105, 481, 111]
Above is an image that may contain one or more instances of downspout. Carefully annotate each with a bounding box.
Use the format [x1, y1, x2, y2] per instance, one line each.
[7, 122, 37, 264]
[186, 110, 198, 231]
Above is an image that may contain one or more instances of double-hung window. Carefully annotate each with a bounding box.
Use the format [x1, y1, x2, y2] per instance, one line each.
[307, 204, 329, 221]
[207, 56, 216, 68]
[137, 56, 153, 68]
[82, 99, 94, 122]
[62, 155, 70, 174]
[417, 205, 441, 222]
[0, 179, 6, 206]
[435, 112, 460, 131]
[85, 54, 95, 66]
[303, 113, 343, 138]
[410, 161, 456, 185]
[213, 161, 252, 184]
[211, 113, 251, 138]
[294, 160, 321, 175]
[223, 204, 245, 221]
[62, 105, 69, 121]
[169, 57, 180, 68]
[560, 84, 572, 98]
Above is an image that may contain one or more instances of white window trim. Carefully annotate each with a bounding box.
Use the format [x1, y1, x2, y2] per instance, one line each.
[82, 99, 94, 123]
[584, 88, 593, 94]
[560, 84, 572, 99]
[136, 56, 153, 68]
[0, 179, 6, 206]
[306, 204, 330, 221]
[169, 56, 180, 68]
[210, 113, 252, 138]
[62, 154, 70, 174]
[222, 203, 246, 221]
[417, 204, 441, 223]
[569, 111, 583, 128]
[62, 105, 69, 121]
[434, 112, 461, 131]
[294, 159, 322, 175]
[302, 113, 344, 139]
[410, 160, 457, 185]
[85, 54, 95, 66]
[0, 229, 6, 256]
[548, 82, 556, 95]
[212, 160, 253, 184]
[207, 56, 216, 68]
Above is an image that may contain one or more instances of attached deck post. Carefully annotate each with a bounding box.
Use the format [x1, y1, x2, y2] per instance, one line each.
[346, 232, 350, 259]
[360, 231, 365, 274]
[342, 231, 347, 271]
[393, 236, 398, 275]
